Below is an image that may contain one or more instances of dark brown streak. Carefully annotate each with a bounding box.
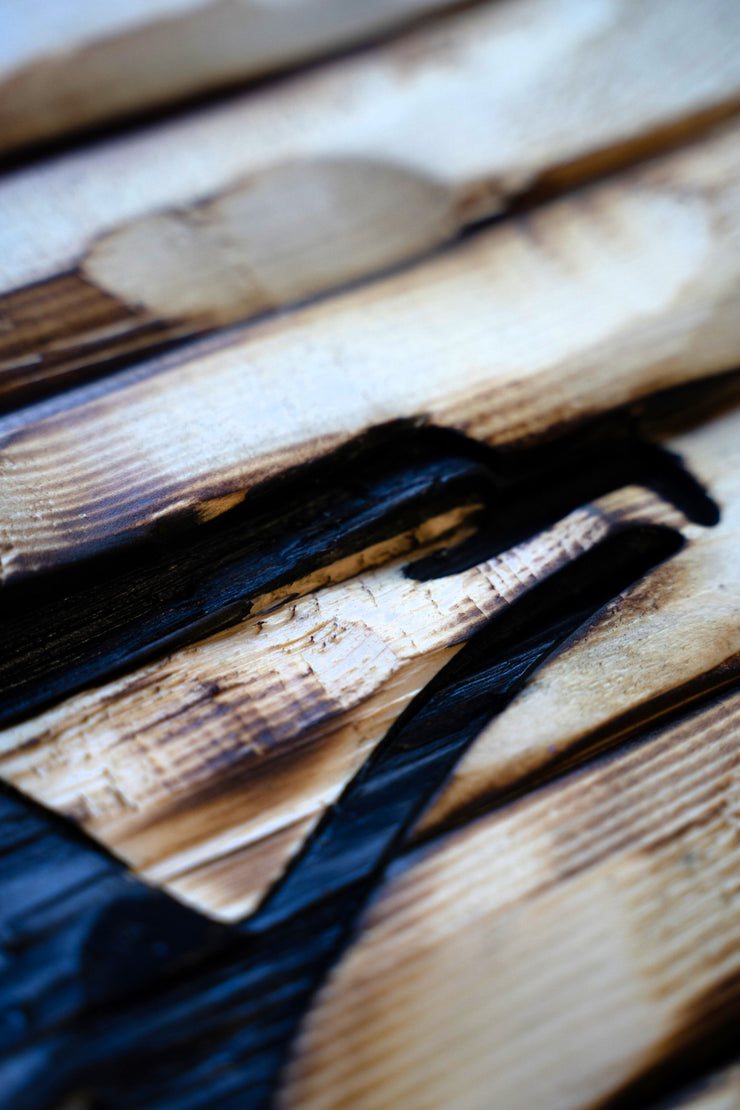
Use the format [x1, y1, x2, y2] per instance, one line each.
[599, 969, 740, 1110]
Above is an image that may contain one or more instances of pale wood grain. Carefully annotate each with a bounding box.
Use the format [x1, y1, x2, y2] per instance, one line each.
[5, 0, 739, 294]
[2, 121, 740, 582]
[4, 3, 740, 1102]
[0, 492, 670, 920]
[419, 402, 740, 833]
[3, 397, 738, 922]
[0, 0, 467, 154]
[280, 688, 740, 1110]
[2, 0, 739, 401]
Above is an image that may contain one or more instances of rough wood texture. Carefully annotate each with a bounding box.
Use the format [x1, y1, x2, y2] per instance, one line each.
[280, 687, 740, 1110]
[0, 522, 689, 1110]
[419, 402, 740, 834]
[0, 489, 683, 920]
[0, 0, 468, 155]
[3, 121, 740, 583]
[0, 783, 223, 1074]
[1, 391, 735, 923]
[1, 0, 739, 406]
[3, 6, 740, 1107]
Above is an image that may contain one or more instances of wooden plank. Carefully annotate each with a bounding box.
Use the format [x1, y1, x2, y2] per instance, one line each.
[0, 492, 674, 921]
[5, 6, 740, 1106]
[279, 687, 740, 1110]
[2, 0, 739, 406]
[419, 402, 740, 834]
[3, 121, 740, 583]
[0, 0, 468, 154]
[1, 387, 736, 922]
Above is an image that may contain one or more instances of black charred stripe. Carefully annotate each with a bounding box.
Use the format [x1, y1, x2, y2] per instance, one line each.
[0, 524, 684, 1109]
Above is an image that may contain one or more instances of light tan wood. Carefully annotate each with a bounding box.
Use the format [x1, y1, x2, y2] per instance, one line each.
[419, 402, 740, 834]
[667, 1067, 740, 1110]
[4, 4, 740, 1103]
[6, 0, 739, 295]
[3, 121, 740, 582]
[280, 688, 740, 1110]
[0, 491, 672, 921]
[2, 0, 740, 400]
[0, 0, 467, 154]
[4, 397, 740, 922]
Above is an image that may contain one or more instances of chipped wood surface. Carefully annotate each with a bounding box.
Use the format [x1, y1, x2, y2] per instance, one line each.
[3, 396, 739, 921]
[280, 688, 740, 1110]
[0, 0, 467, 155]
[2, 0, 740, 405]
[0, 493, 672, 920]
[3, 121, 740, 583]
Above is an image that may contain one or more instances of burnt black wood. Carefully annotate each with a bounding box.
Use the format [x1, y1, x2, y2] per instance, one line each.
[0, 525, 689, 1109]
[0, 780, 229, 1107]
[0, 381, 728, 1109]
[0, 409, 716, 731]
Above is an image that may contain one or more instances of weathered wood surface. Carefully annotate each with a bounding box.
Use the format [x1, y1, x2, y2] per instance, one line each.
[2, 513, 738, 1109]
[0, 514, 686, 1110]
[280, 686, 740, 1110]
[3, 120, 740, 583]
[0, 0, 468, 155]
[0, 390, 732, 919]
[3, 3, 740, 1107]
[2, 0, 739, 407]
[1, 391, 737, 923]
[0, 491, 681, 920]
